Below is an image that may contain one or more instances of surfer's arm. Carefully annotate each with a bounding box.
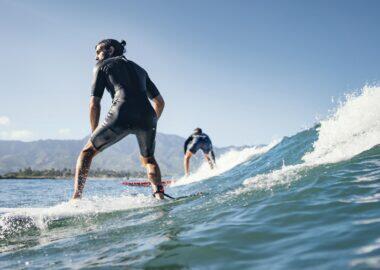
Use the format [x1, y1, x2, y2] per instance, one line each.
[184, 136, 193, 154]
[90, 96, 101, 132]
[90, 65, 106, 132]
[210, 150, 216, 164]
[146, 76, 164, 119]
[206, 135, 216, 164]
[152, 95, 165, 119]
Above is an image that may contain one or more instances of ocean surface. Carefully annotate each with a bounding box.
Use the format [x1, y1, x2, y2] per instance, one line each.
[1, 86, 380, 269]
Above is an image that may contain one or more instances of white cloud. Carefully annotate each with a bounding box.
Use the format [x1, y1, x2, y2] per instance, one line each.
[0, 130, 34, 141]
[58, 128, 72, 137]
[0, 116, 10, 125]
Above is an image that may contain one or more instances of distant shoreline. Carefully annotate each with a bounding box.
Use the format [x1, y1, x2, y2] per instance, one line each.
[0, 176, 55, 180]
[0, 167, 147, 180]
[0, 177, 127, 180]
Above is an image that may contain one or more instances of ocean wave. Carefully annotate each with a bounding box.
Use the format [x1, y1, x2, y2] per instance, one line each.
[0, 194, 159, 240]
[243, 86, 380, 190]
[303, 86, 380, 165]
[172, 141, 279, 187]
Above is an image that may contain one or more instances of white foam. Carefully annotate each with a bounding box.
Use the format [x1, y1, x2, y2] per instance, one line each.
[242, 164, 307, 190]
[172, 141, 278, 187]
[303, 86, 380, 165]
[355, 238, 380, 255]
[0, 194, 158, 235]
[243, 86, 380, 191]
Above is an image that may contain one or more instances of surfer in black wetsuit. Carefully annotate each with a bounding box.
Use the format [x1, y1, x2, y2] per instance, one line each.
[184, 128, 216, 176]
[72, 39, 166, 200]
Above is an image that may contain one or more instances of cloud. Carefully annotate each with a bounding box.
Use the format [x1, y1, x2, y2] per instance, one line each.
[0, 130, 34, 141]
[0, 116, 10, 125]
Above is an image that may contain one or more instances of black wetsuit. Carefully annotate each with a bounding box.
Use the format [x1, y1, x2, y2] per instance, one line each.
[184, 133, 213, 155]
[90, 56, 160, 157]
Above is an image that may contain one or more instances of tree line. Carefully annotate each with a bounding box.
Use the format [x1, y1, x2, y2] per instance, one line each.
[0, 167, 146, 179]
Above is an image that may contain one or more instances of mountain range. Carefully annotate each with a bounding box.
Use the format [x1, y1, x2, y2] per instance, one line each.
[0, 133, 244, 176]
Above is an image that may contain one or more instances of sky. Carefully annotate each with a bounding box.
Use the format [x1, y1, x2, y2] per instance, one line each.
[0, 0, 379, 147]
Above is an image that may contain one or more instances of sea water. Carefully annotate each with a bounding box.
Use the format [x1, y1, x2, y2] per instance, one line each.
[0, 86, 380, 269]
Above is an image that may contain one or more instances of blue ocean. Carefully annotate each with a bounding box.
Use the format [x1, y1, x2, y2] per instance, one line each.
[1, 86, 379, 269]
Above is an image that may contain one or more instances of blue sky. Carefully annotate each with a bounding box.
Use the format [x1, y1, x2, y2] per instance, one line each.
[0, 0, 379, 146]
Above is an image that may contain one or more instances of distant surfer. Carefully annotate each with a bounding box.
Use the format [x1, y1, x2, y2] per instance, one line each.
[72, 39, 166, 200]
[184, 128, 216, 176]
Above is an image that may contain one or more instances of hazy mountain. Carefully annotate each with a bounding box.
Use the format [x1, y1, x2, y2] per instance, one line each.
[0, 133, 244, 176]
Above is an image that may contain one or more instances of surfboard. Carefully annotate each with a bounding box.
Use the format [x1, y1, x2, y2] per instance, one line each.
[122, 179, 175, 187]
[122, 181, 206, 200]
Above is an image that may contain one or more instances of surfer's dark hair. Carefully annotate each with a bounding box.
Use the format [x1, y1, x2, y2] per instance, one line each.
[96, 39, 126, 56]
[194, 128, 202, 134]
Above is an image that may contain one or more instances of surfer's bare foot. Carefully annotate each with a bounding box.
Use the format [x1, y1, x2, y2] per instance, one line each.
[154, 193, 164, 200]
[152, 184, 165, 200]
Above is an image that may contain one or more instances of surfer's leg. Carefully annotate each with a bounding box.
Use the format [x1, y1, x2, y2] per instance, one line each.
[184, 151, 193, 176]
[185, 140, 201, 176]
[201, 144, 215, 169]
[136, 126, 164, 199]
[204, 154, 215, 169]
[140, 156, 163, 199]
[72, 120, 129, 199]
[72, 140, 99, 199]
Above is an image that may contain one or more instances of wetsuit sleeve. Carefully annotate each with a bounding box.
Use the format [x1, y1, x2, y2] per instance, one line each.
[184, 136, 193, 154]
[91, 65, 107, 98]
[146, 76, 161, 99]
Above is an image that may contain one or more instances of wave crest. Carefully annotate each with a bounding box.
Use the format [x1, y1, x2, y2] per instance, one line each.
[303, 86, 380, 165]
